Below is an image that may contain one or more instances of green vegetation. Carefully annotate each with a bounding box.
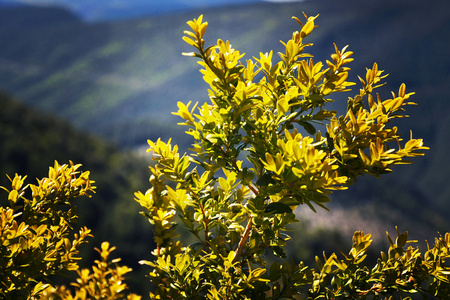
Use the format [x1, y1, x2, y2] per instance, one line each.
[2, 12, 449, 299]
[0, 161, 142, 299]
[132, 13, 450, 299]
[1, 2, 450, 299]
[0, 91, 152, 294]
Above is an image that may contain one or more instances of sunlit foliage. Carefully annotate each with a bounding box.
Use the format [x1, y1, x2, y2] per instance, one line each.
[134, 14, 450, 299]
[41, 242, 141, 300]
[0, 162, 139, 299]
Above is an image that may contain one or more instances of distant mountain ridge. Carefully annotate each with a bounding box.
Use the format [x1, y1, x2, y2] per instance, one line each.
[0, 0, 265, 21]
[0, 4, 79, 28]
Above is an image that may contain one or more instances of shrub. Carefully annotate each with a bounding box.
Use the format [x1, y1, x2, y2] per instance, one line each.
[134, 13, 450, 299]
[0, 161, 140, 299]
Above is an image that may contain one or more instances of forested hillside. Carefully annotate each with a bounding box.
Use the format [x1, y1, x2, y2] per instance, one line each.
[0, 0, 448, 150]
[0, 0, 262, 21]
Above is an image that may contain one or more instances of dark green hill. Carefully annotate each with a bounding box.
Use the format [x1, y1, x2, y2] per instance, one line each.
[0, 0, 448, 148]
[0, 90, 153, 294]
[0, 5, 80, 28]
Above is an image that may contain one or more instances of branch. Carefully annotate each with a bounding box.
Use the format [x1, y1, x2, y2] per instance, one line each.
[232, 215, 253, 263]
[248, 182, 259, 196]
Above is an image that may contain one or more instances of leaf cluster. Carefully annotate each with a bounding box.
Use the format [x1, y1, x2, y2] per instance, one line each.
[41, 242, 141, 300]
[0, 161, 140, 299]
[134, 13, 435, 299]
[306, 229, 450, 299]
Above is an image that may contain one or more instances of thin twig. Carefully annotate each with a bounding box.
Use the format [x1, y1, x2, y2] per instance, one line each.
[233, 215, 253, 263]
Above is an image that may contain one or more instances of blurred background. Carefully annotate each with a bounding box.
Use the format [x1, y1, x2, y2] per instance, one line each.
[0, 0, 449, 295]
